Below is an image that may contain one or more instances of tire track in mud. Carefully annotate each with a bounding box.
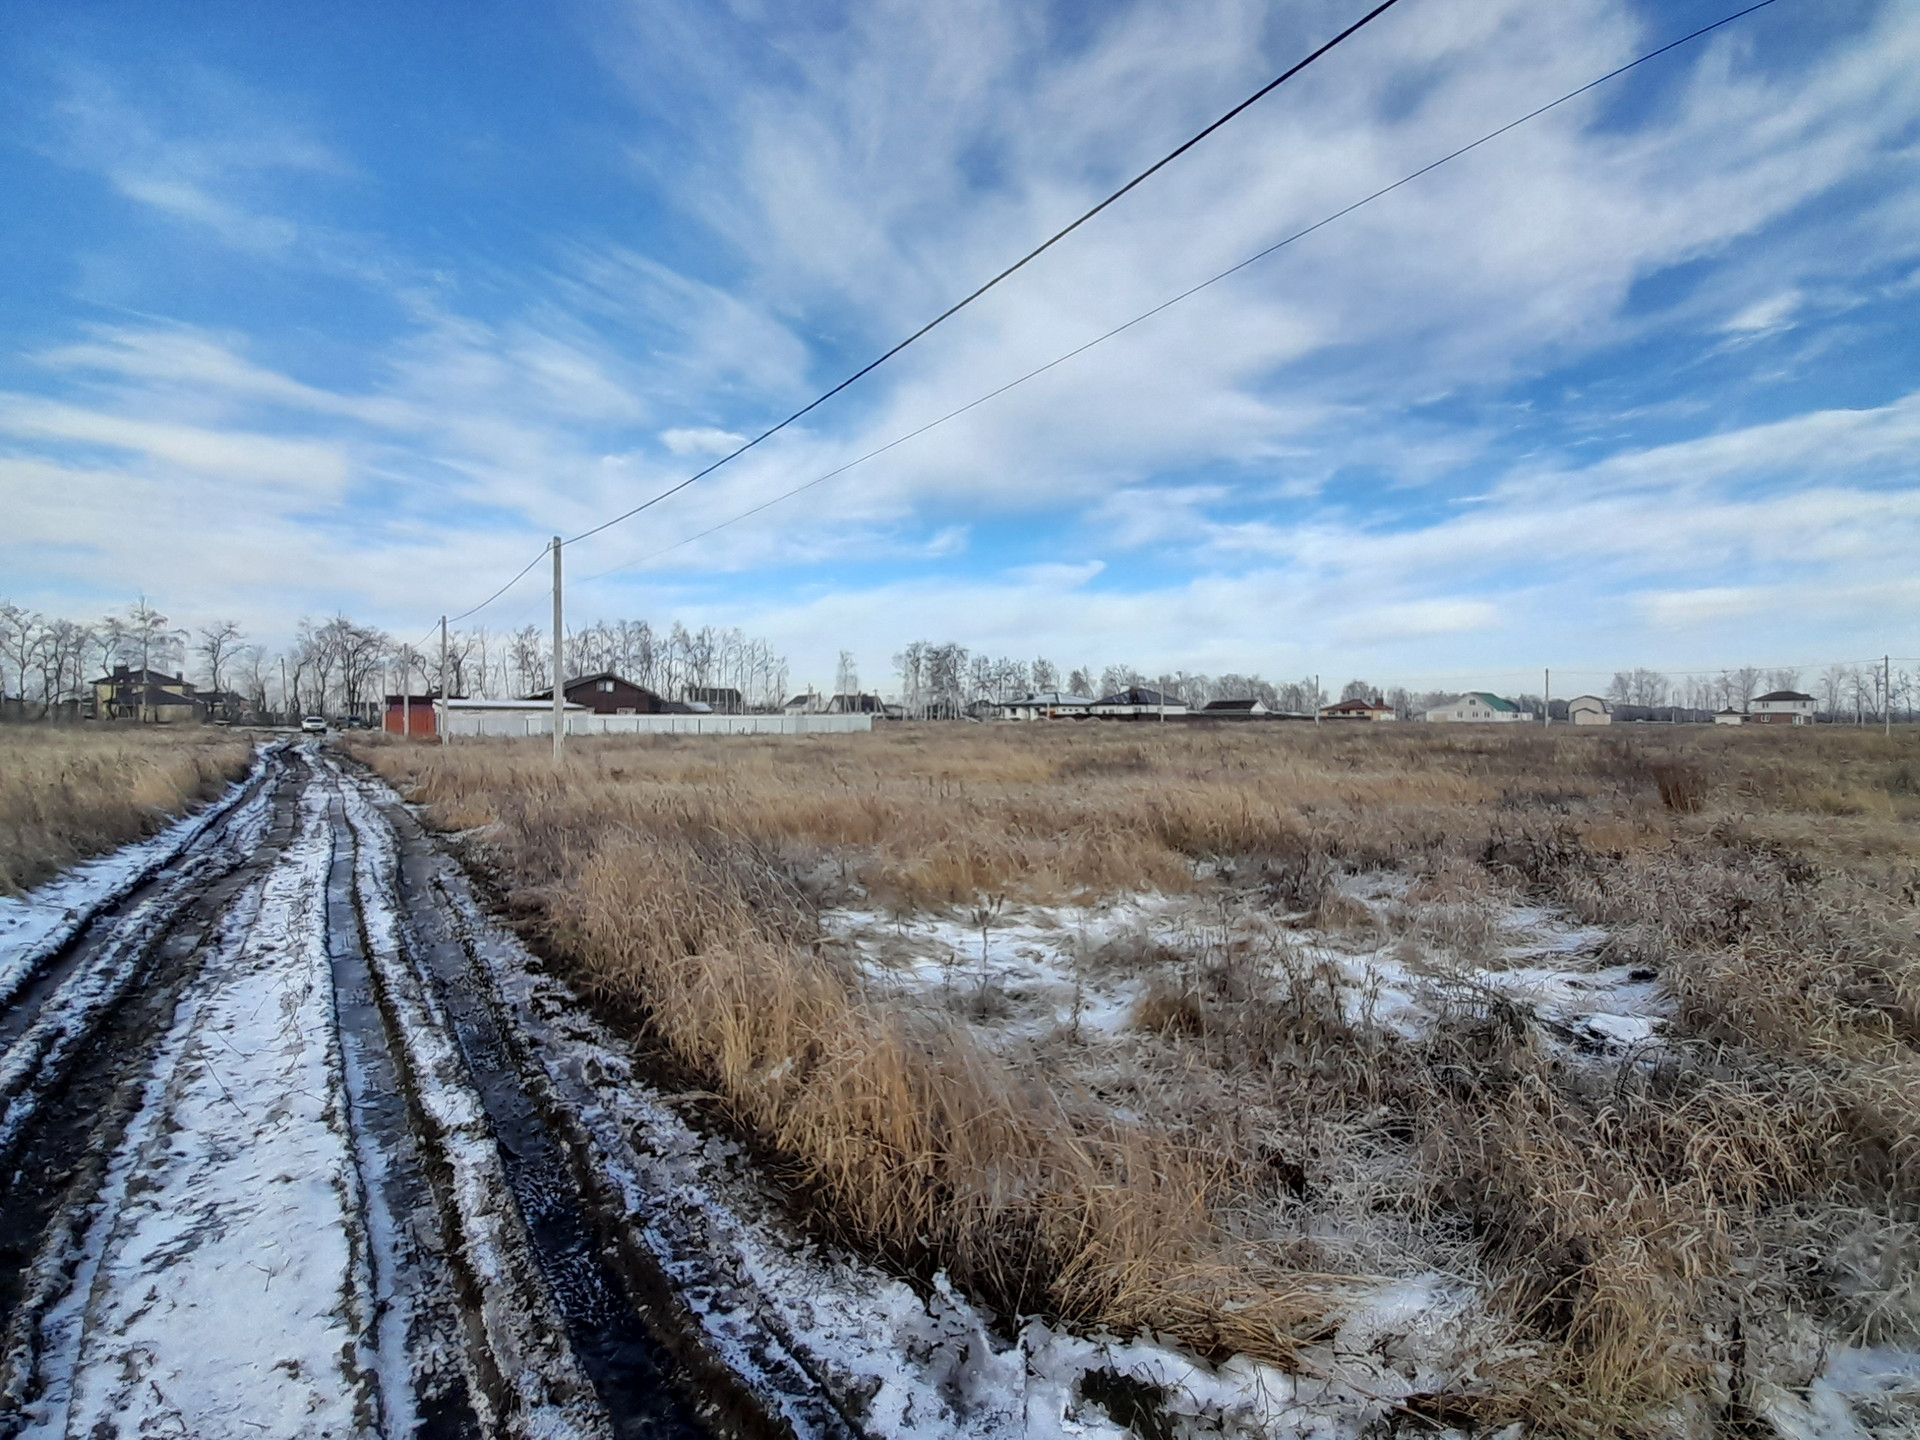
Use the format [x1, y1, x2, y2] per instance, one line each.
[331, 759, 713, 1440]
[1, 745, 848, 1440]
[0, 746, 296, 1383]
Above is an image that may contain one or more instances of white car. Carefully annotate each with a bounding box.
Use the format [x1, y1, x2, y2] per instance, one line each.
[301, 716, 328, 735]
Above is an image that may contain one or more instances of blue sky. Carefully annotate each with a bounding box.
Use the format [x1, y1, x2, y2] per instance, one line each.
[3, 0, 1917, 692]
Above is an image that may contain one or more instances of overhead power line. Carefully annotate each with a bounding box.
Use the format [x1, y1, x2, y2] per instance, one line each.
[583, 0, 1786, 583]
[557, 0, 1405, 550]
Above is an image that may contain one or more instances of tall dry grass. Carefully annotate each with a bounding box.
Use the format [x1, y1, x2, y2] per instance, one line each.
[354, 722, 1920, 1434]
[0, 726, 254, 894]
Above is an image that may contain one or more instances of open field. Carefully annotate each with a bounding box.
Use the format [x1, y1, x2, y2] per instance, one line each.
[353, 722, 1920, 1436]
[0, 726, 255, 894]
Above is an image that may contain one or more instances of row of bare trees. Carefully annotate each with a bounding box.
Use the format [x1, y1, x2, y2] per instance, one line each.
[891, 643, 1338, 717]
[1, 598, 793, 721]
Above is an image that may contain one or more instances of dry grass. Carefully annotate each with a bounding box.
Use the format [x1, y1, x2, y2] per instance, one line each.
[353, 722, 1920, 1435]
[0, 725, 254, 894]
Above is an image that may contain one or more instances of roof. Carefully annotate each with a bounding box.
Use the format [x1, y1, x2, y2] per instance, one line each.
[1321, 698, 1389, 712]
[1204, 698, 1264, 711]
[447, 698, 586, 711]
[1461, 692, 1519, 712]
[525, 672, 656, 699]
[1094, 687, 1184, 708]
[1004, 691, 1093, 707]
[1754, 690, 1815, 703]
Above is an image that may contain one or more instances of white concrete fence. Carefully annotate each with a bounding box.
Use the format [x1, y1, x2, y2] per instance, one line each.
[438, 700, 873, 739]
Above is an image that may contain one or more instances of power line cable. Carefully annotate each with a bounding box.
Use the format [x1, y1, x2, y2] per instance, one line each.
[581, 0, 1785, 583]
[558, 0, 1406, 550]
[445, 540, 553, 624]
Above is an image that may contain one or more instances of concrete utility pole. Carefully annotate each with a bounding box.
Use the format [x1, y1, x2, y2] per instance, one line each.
[1544, 668, 1551, 727]
[438, 617, 449, 746]
[1314, 674, 1320, 726]
[280, 656, 288, 725]
[551, 536, 565, 765]
[1886, 655, 1893, 737]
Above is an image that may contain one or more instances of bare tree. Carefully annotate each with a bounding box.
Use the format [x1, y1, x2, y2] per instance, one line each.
[125, 596, 186, 674]
[195, 621, 245, 695]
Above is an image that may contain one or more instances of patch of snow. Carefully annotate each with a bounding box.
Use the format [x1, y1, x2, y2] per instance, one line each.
[1757, 1346, 1920, 1439]
[0, 748, 266, 1008]
[18, 778, 373, 1438]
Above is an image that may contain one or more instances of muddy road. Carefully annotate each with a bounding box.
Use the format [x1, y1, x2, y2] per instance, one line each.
[0, 745, 856, 1440]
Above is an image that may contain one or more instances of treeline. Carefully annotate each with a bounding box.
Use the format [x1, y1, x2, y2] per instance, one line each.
[0, 597, 790, 720]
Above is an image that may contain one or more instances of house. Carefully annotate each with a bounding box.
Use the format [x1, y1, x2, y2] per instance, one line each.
[384, 694, 442, 738]
[1090, 687, 1188, 719]
[1749, 690, 1816, 726]
[997, 691, 1095, 721]
[89, 666, 205, 724]
[1201, 698, 1268, 717]
[1714, 708, 1745, 725]
[783, 692, 821, 714]
[1318, 698, 1396, 722]
[684, 686, 743, 713]
[1567, 695, 1613, 726]
[827, 692, 887, 715]
[1425, 692, 1534, 723]
[523, 672, 667, 715]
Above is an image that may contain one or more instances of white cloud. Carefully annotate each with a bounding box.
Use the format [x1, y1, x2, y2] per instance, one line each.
[661, 426, 747, 456]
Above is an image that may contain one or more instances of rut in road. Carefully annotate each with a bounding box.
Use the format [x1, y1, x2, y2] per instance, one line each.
[0, 745, 776, 1440]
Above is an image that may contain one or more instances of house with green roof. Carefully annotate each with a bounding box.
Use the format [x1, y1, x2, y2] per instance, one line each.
[1424, 691, 1535, 723]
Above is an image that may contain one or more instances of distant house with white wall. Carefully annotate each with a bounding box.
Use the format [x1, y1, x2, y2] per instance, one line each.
[1425, 692, 1533, 723]
[1714, 708, 1744, 725]
[997, 691, 1094, 721]
[1201, 698, 1268, 717]
[1090, 687, 1187, 719]
[1566, 695, 1613, 726]
[1749, 690, 1815, 725]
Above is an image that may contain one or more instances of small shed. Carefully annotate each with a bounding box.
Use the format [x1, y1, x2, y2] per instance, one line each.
[384, 694, 441, 737]
[1566, 695, 1613, 726]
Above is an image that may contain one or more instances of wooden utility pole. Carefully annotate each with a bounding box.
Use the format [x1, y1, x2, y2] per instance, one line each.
[438, 617, 449, 746]
[551, 537, 565, 764]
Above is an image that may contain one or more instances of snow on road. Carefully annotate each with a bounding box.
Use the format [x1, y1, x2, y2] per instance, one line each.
[0, 754, 263, 1010]
[17, 779, 376, 1439]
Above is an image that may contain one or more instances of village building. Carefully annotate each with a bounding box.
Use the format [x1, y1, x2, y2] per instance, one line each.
[1201, 698, 1268, 717]
[1318, 698, 1396, 721]
[1714, 708, 1745, 725]
[684, 686, 743, 713]
[996, 691, 1094, 721]
[1566, 695, 1613, 725]
[523, 672, 668, 715]
[1090, 687, 1188, 719]
[384, 694, 442, 737]
[827, 692, 887, 715]
[1425, 692, 1534, 723]
[1748, 690, 1816, 725]
[89, 666, 206, 724]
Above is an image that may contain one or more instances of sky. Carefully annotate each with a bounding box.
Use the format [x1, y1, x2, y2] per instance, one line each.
[2, 0, 1917, 694]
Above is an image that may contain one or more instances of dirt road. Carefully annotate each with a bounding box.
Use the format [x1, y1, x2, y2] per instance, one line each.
[0, 745, 853, 1440]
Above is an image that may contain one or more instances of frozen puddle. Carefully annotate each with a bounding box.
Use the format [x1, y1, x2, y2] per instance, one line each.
[20, 781, 373, 1438]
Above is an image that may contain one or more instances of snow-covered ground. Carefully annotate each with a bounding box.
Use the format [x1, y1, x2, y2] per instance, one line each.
[18, 779, 374, 1438]
[821, 878, 1664, 1059]
[0, 751, 262, 1008]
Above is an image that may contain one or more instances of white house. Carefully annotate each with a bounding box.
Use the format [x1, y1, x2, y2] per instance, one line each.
[1425, 692, 1534, 723]
[1090, 687, 1188, 719]
[1748, 690, 1816, 726]
[996, 691, 1094, 721]
[1714, 708, 1745, 725]
[1566, 695, 1613, 726]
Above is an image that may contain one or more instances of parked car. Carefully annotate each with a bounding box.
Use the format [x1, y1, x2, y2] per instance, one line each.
[301, 716, 328, 735]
